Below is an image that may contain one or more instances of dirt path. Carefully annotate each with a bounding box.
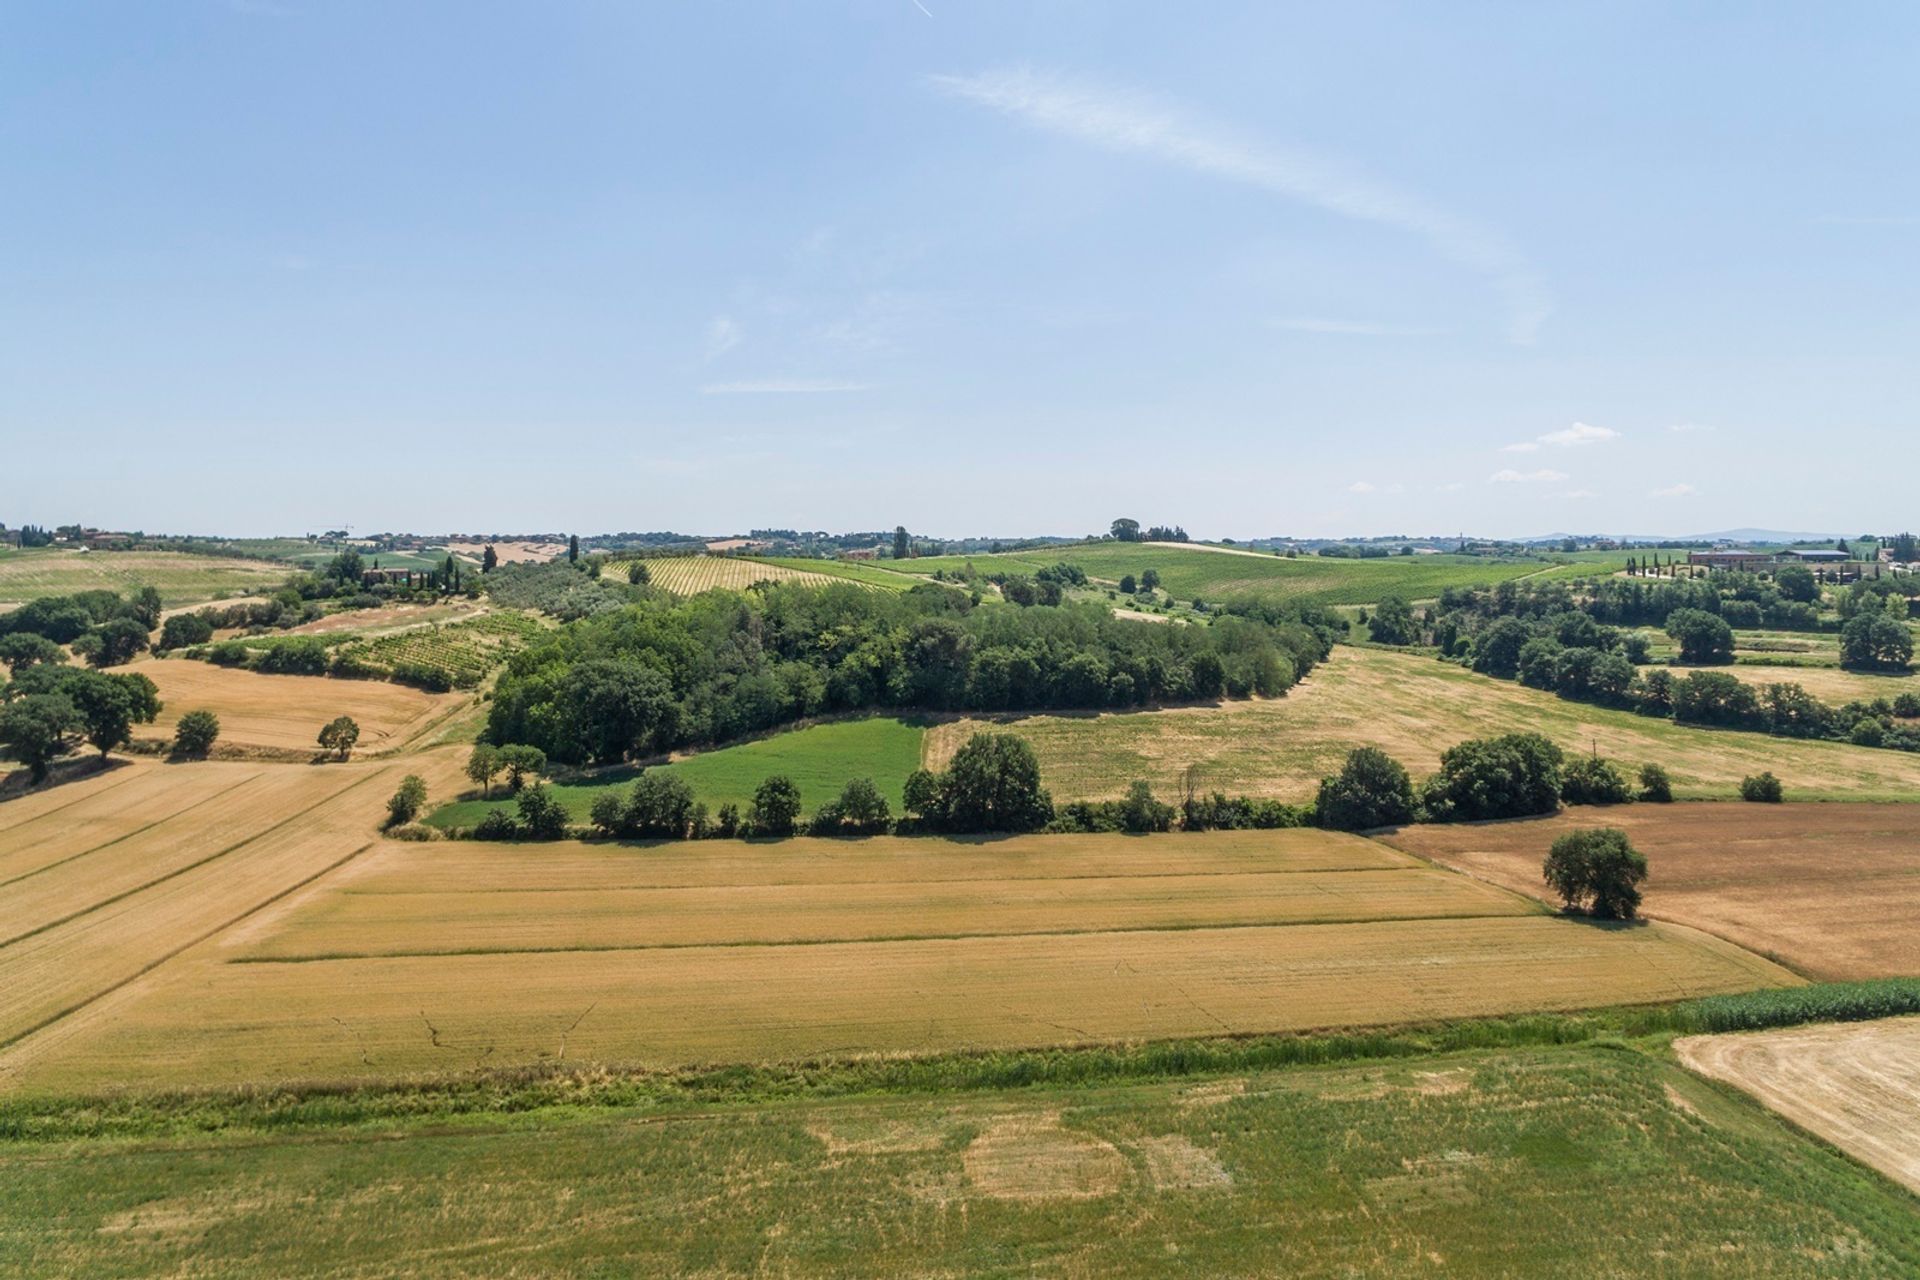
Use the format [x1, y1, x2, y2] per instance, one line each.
[1676, 1017, 1920, 1193]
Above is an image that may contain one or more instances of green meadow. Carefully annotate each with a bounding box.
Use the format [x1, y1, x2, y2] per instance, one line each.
[427, 714, 928, 827]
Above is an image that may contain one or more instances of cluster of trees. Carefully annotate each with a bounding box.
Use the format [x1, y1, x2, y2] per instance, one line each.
[482, 581, 1334, 766]
[12, 524, 56, 548]
[0, 587, 163, 668]
[1108, 518, 1187, 543]
[0, 665, 161, 781]
[482, 559, 652, 620]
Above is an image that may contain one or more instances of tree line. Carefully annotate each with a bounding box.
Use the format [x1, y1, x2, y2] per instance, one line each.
[480, 579, 1337, 767]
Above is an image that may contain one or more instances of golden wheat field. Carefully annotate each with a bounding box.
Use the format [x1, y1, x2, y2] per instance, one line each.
[132, 658, 465, 754]
[0, 756, 437, 1053]
[0, 818, 1794, 1094]
[923, 647, 1920, 802]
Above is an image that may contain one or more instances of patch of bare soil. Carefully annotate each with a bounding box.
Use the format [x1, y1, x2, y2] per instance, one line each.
[962, 1112, 1127, 1200]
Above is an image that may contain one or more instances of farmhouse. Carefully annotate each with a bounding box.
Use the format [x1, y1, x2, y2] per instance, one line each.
[1686, 551, 1773, 572]
[1777, 548, 1850, 563]
[841, 547, 881, 561]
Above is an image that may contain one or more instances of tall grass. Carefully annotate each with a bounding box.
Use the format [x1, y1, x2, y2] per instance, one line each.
[9, 982, 1914, 1145]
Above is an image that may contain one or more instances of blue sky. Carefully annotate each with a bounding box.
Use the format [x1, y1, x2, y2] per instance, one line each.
[4, 2, 1916, 539]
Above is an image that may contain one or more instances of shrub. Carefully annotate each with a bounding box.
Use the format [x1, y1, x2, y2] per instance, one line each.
[1543, 827, 1648, 919]
[255, 637, 329, 675]
[1315, 747, 1416, 831]
[1671, 671, 1763, 729]
[812, 777, 892, 836]
[157, 612, 215, 653]
[714, 803, 741, 838]
[1117, 780, 1175, 833]
[589, 790, 626, 838]
[516, 785, 570, 839]
[172, 709, 220, 757]
[1637, 762, 1674, 803]
[206, 640, 253, 667]
[1560, 755, 1631, 805]
[473, 809, 520, 841]
[1419, 732, 1564, 822]
[748, 775, 802, 837]
[1740, 771, 1784, 803]
[386, 775, 428, 827]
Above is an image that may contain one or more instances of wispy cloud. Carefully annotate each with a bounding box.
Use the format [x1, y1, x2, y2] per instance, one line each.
[700, 379, 873, 395]
[1668, 422, 1715, 434]
[930, 68, 1550, 344]
[704, 315, 741, 360]
[1434, 481, 1466, 493]
[1273, 317, 1445, 337]
[1346, 480, 1404, 494]
[1489, 468, 1569, 484]
[1557, 489, 1598, 500]
[1347, 480, 1377, 493]
[1503, 421, 1618, 452]
[1651, 482, 1698, 498]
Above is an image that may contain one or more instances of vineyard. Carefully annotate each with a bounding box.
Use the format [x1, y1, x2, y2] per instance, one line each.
[332, 611, 549, 688]
[608, 555, 902, 596]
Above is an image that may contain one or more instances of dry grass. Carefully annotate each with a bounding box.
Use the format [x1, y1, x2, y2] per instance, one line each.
[1678, 1016, 1920, 1194]
[131, 658, 465, 754]
[923, 647, 1920, 802]
[1707, 662, 1917, 704]
[0, 548, 289, 605]
[1382, 803, 1920, 981]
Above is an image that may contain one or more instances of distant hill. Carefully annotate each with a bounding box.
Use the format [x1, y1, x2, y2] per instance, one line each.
[1525, 528, 1843, 545]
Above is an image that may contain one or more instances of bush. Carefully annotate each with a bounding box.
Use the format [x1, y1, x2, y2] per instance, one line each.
[1117, 780, 1175, 833]
[254, 637, 329, 675]
[748, 775, 802, 837]
[812, 777, 892, 836]
[1637, 762, 1673, 803]
[206, 640, 253, 667]
[385, 775, 428, 827]
[1665, 608, 1735, 664]
[1315, 747, 1416, 831]
[1419, 732, 1564, 822]
[516, 785, 571, 839]
[714, 803, 741, 838]
[1543, 827, 1647, 919]
[1560, 755, 1631, 805]
[157, 612, 215, 653]
[473, 809, 520, 841]
[172, 709, 220, 757]
[622, 771, 697, 839]
[1740, 771, 1783, 803]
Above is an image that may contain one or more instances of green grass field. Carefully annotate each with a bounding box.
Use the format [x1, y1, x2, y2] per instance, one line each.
[427, 715, 928, 827]
[889, 543, 1618, 606]
[5, 1038, 1916, 1277]
[744, 555, 924, 589]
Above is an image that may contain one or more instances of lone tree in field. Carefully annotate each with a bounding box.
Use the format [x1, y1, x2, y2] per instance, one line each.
[1664, 608, 1735, 665]
[923, 732, 1054, 833]
[748, 775, 802, 837]
[482, 544, 498, 573]
[386, 774, 428, 827]
[1741, 771, 1783, 802]
[1543, 828, 1648, 919]
[497, 743, 546, 790]
[627, 560, 650, 586]
[1315, 747, 1415, 831]
[173, 709, 220, 757]
[568, 534, 580, 563]
[893, 526, 910, 560]
[319, 715, 361, 760]
[1110, 517, 1141, 542]
[465, 743, 502, 797]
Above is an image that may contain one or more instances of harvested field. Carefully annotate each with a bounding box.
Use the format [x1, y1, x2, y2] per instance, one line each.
[445, 540, 564, 564]
[924, 646, 1920, 802]
[240, 833, 1529, 960]
[1383, 803, 1920, 980]
[1678, 1016, 1920, 1195]
[132, 658, 464, 754]
[0, 816, 1791, 1093]
[0, 758, 414, 1052]
[1704, 661, 1916, 705]
[0, 548, 287, 605]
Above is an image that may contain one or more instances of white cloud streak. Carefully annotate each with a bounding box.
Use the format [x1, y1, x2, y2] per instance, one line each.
[700, 379, 873, 395]
[1347, 480, 1376, 493]
[1668, 422, 1715, 434]
[1651, 482, 1698, 498]
[931, 68, 1551, 343]
[1273, 317, 1444, 337]
[1488, 468, 1568, 484]
[1504, 421, 1618, 452]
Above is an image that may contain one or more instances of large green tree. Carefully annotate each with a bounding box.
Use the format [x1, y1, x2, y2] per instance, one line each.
[928, 732, 1053, 833]
[1664, 608, 1735, 664]
[0, 694, 77, 782]
[1315, 747, 1415, 831]
[1420, 732, 1564, 822]
[1543, 827, 1648, 919]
